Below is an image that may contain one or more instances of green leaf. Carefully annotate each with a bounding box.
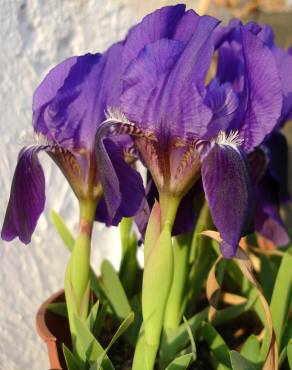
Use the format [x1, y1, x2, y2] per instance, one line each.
[97, 312, 134, 365]
[93, 303, 108, 339]
[201, 322, 231, 368]
[165, 353, 193, 370]
[279, 339, 292, 368]
[86, 300, 100, 332]
[230, 351, 256, 370]
[269, 247, 292, 345]
[74, 314, 114, 370]
[160, 308, 208, 364]
[213, 294, 256, 327]
[63, 343, 83, 370]
[101, 260, 131, 320]
[89, 363, 99, 370]
[183, 317, 197, 361]
[47, 302, 67, 317]
[240, 335, 260, 365]
[287, 339, 292, 369]
[51, 209, 74, 251]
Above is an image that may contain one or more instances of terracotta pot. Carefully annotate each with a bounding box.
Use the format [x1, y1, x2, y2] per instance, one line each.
[36, 290, 70, 370]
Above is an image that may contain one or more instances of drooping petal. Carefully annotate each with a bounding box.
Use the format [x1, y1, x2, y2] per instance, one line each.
[1, 146, 46, 244]
[33, 42, 123, 150]
[95, 127, 144, 225]
[201, 142, 253, 258]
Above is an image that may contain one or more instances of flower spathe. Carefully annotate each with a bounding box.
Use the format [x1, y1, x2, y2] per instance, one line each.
[96, 5, 283, 257]
[1, 43, 144, 244]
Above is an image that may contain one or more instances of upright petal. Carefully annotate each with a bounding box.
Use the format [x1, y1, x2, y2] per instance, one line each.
[1, 146, 46, 244]
[237, 27, 282, 151]
[123, 5, 203, 75]
[215, 23, 283, 151]
[33, 42, 123, 150]
[201, 142, 253, 258]
[122, 13, 219, 137]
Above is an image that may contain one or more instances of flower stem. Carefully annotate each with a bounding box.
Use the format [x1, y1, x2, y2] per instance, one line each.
[163, 234, 191, 333]
[132, 193, 181, 370]
[64, 198, 97, 354]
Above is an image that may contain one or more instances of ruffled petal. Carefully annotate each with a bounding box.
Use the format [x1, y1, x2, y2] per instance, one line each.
[1, 146, 46, 244]
[33, 43, 123, 150]
[201, 142, 253, 258]
[123, 5, 201, 75]
[122, 13, 218, 137]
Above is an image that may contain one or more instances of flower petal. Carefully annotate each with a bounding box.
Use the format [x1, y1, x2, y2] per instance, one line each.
[255, 179, 289, 246]
[237, 27, 283, 151]
[205, 81, 239, 137]
[265, 132, 290, 203]
[122, 13, 218, 137]
[123, 4, 200, 75]
[1, 146, 46, 244]
[33, 43, 123, 150]
[201, 142, 253, 258]
[215, 23, 283, 151]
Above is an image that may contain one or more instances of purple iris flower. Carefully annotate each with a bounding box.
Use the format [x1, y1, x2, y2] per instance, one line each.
[96, 5, 283, 258]
[1, 43, 144, 244]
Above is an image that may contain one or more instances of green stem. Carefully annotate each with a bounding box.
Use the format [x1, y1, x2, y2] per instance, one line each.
[132, 193, 181, 370]
[159, 191, 181, 228]
[163, 234, 192, 333]
[64, 198, 97, 353]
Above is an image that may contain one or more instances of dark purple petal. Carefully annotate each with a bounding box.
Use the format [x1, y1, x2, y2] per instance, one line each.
[172, 182, 203, 235]
[265, 132, 290, 203]
[95, 129, 144, 225]
[33, 43, 123, 150]
[255, 178, 289, 246]
[1, 146, 46, 244]
[201, 143, 253, 258]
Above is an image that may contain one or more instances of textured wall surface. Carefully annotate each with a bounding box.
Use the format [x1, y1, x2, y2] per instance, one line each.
[0, 1, 292, 369]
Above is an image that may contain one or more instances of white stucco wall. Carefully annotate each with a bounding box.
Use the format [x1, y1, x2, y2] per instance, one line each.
[0, 1, 291, 369]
